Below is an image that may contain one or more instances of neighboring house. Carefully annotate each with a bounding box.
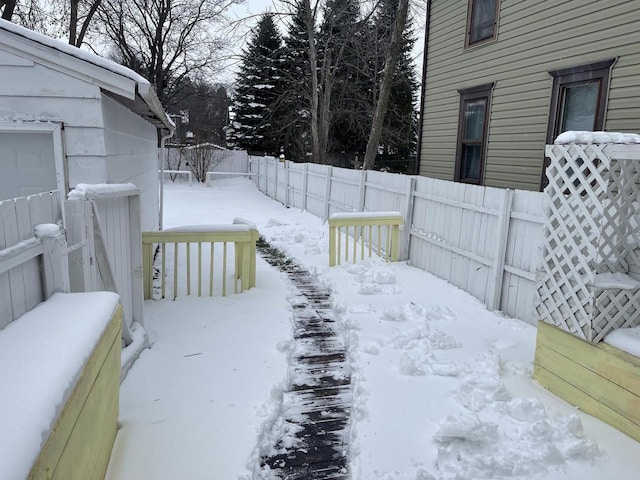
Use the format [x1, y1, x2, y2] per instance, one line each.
[0, 19, 174, 230]
[417, 0, 640, 191]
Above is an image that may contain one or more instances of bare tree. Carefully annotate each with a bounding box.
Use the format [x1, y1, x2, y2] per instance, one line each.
[97, 0, 241, 108]
[3, 1, 101, 47]
[68, 0, 101, 46]
[0, 0, 16, 20]
[182, 143, 225, 183]
[363, 0, 410, 170]
[286, 0, 379, 165]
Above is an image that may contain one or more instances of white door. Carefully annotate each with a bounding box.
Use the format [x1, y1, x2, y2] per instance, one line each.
[0, 131, 57, 201]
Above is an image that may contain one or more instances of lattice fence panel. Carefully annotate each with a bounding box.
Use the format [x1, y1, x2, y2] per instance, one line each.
[537, 143, 640, 342]
[537, 144, 609, 339]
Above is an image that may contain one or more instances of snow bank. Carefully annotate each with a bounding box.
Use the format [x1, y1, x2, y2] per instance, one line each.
[0, 292, 119, 480]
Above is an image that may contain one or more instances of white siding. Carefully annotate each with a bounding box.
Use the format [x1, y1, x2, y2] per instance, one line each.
[0, 52, 109, 188]
[101, 94, 159, 231]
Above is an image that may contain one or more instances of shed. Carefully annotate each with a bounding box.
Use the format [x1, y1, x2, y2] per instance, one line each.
[0, 19, 174, 231]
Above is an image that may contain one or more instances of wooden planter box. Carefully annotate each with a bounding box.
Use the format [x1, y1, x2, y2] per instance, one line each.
[28, 304, 122, 480]
[534, 320, 640, 442]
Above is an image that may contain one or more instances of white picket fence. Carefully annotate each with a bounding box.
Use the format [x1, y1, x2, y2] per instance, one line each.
[249, 157, 545, 324]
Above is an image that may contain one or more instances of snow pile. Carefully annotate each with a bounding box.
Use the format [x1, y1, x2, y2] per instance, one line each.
[432, 352, 599, 479]
[554, 131, 640, 145]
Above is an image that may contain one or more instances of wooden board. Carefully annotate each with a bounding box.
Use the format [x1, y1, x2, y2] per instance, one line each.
[29, 305, 122, 480]
[533, 321, 640, 442]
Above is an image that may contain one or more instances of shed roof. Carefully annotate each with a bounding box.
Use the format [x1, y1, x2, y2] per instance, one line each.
[0, 19, 174, 132]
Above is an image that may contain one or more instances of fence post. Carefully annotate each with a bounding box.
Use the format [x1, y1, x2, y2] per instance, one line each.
[302, 163, 309, 211]
[64, 200, 92, 292]
[401, 177, 417, 261]
[37, 226, 70, 298]
[488, 188, 514, 311]
[358, 169, 367, 212]
[323, 166, 333, 221]
[128, 194, 144, 329]
[285, 161, 290, 208]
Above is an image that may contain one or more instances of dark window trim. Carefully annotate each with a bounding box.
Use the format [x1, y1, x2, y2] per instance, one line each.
[465, 0, 500, 48]
[454, 83, 494, 185]
[540, 58, 616, 190]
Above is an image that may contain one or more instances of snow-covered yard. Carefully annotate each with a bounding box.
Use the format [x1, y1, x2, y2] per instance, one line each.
[106, 178, 640, 479]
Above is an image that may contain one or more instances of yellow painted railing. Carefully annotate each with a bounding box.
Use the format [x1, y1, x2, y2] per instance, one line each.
[329, 212, 403, 266]
[142, 224, 257, 300]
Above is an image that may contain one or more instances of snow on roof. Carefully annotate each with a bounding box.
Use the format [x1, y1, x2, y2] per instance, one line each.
[0, 19, 174, 132]
[0, 18, 148, 86]
[555, 131, 640, 145]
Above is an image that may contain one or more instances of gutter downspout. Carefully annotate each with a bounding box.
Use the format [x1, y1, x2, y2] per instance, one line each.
[415, 0, 432, 176]
[159, 129, 173, 230]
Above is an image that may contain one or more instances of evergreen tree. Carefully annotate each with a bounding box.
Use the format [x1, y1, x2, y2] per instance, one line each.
[371, 0, 419, 172]
[274, 1, 313, 161]
[320, 0, 369, 165]
[229, 14, 283, 155]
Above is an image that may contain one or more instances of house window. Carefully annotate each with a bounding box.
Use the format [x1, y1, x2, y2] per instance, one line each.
[455, 83, 493, 184]
[466, 0, 499, 47]
[541, 58, 615, 189]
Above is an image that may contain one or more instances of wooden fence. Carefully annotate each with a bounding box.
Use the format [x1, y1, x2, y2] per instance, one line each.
[249, 157, 545, 325]
[0, 191, 63, 328]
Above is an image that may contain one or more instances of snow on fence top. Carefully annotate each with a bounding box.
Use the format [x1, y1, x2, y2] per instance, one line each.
[0, 292, 119, 480]
[67, 183, 138, 200]
[555, 131, 640, 145]
[330, 211, 403, 220]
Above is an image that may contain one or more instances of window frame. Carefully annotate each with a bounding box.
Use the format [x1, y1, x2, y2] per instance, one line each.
[454, 83, 494, 185]
[465, 0, 500, 48]
[540, 58, 615, 190]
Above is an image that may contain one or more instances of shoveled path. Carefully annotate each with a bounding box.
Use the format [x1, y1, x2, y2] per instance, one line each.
[257, 238, 352, 479]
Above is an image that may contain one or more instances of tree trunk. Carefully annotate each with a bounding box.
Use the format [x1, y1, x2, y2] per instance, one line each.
[0, 0, 16, 20]
[303, 0, 322, 164]
[362, 0, 410, 170]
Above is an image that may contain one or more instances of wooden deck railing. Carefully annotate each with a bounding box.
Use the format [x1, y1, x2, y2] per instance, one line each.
[142, 224, 257, 300]
[329, 212, 403, 266]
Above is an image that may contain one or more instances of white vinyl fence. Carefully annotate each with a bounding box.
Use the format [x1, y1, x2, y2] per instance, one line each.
[249, 157, 545, 324]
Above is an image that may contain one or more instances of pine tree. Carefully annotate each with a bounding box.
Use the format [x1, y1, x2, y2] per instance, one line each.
[370, 0, 419, 172]
[229, 14, 283, 155]
[321, 0, 368, 165]
[273, 1, 313, 161]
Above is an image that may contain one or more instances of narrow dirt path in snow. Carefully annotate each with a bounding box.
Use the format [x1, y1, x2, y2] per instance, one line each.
[257, 239, 351, 479]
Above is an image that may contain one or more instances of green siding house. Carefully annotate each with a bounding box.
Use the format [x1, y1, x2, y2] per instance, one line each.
[418, 0, 640, 191]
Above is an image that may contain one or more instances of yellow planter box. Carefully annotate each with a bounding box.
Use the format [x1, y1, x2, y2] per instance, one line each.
[534, 320, 640, 442]
[28, 304, 122, 480]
